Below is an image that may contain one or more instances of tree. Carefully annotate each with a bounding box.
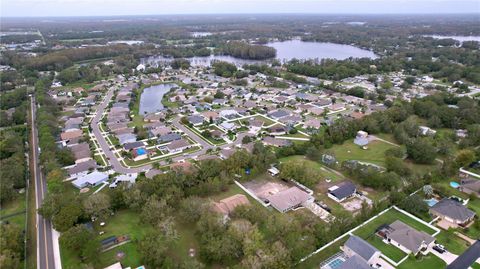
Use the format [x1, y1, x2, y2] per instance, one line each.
[455, 149, 475, 168]
[139, 230, 174, 268]
[83, 193, 111, 220]
[140, 196, 172, 226]
[242, 135, 252, 144]
[53, 202, 83, 232]
[60, 224, 92, 251]
[177, 196, 208, 223]
[399, 194, 429, 218]
[406, 138, 437, 164]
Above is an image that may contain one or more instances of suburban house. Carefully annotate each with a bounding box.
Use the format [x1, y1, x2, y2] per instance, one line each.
[328, 181, 357, 202]
[158, 133, 182, 144]
[212, 194, 250, 216]
[267, 124, 288, 135]
[60, 129, 83, 142]
[166, 139, 190, 153]
[220, 122, 236, 131]
[66, 159, 97, 179]
[70, 143, 92, 164]
[72, 171, 109, 189]
[123, 141, 144, 151]
[262, 136, 292, 147]
[429, 198, 476, 228]
[379, 220, 435, 255]
[109, 173, 137, 188]
[187, 115, 204, 126]
[268, 109, 290, 120]
[337, 255, 371, 269]
[419, 126, 437, 136]
[268, 186, 314, 213]
[117, 133, 137, 145]
[342, 235, 381, 267]
[459, 177, 480, 197]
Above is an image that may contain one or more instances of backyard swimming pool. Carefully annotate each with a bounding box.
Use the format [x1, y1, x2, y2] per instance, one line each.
[424, 198, 439, 207]
[320, 253, 347, 269]
[450, 181, 460, 188]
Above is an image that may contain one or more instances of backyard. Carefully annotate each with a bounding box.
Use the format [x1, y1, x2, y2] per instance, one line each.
[352, 208, 437, 262]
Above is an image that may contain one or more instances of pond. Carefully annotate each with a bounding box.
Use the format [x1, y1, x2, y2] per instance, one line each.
[138, 83, 176, 115]
[424, 35, 480, 43]
[141, 40, 377, 67]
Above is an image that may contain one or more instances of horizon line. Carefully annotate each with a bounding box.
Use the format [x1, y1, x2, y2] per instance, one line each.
[2, 12, 480, 19]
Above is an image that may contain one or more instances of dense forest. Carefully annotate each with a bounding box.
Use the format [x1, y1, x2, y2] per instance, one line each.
[216, 41, 276, 60]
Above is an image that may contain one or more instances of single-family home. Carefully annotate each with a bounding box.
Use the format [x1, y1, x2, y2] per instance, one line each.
[328, 181, 357, 202]
[343, 235, 381, 267]
[430, 198, 476, 228]
[380, 220, 435, 255]
[66, 159, 98, 179]
[212, 194, 250, 216]
[158, 133, 182, 144]
[268, 186, 314, 213]
[166, 139, 190, 153]
[268, 109, 290, 120]
[72, 171, 109, 189]
[188, 115, 204, 126]
[70, 143, 92, 164]
[117, 133, 137, 145]
[220, 122, 236, 131]
[262, 136, 292, 147]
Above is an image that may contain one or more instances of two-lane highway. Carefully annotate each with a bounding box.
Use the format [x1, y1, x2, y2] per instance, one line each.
[30, 95, 56, 269]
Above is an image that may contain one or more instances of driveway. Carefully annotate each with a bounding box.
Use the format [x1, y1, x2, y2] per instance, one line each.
[429, 247, 458, 265]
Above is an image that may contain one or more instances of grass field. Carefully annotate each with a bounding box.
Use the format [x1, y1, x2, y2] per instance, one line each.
[0, 194, 27, 227]
[471, 262, 480, 269]
[329, 139, 396, 167]
[296, 236, 349, 269]
[279, 155, 345, 182]
[397, 254, 446, 269]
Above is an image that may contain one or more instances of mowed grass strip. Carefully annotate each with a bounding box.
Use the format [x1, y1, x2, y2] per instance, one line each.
[396, 254, 446, 269]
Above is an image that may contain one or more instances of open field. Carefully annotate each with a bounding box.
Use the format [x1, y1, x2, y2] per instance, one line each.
[329, 139, 396, 167]
[434, 231, 469, 255]
[279, 155, 345, 182]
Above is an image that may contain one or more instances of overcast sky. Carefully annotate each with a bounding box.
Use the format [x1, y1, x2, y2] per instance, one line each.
[2, 0, 480, 17]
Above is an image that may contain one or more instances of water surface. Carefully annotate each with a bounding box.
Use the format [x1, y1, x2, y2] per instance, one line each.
[139, 84, 175, 115]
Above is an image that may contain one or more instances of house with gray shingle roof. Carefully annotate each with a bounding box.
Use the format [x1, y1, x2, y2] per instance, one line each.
[430, 198, 476, 227]
[343, 235, 380, 266]
[382, 220, 435, 255]
[337, 255, 371, 269]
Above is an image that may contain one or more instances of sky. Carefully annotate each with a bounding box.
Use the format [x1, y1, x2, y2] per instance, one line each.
[2, 0, 480, 17]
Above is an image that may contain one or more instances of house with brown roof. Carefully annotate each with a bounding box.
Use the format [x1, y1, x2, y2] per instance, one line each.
[212, 194, 250, 215]
[60, 129, 83, 141]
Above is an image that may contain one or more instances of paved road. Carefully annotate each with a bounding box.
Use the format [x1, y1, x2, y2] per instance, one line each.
[31, 96, 56, 269]
[91, 86, 251, 171]
[91, 86, 151, 173]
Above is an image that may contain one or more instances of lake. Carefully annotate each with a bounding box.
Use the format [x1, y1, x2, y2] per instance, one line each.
[424, 35, 480, 43]
[266, 40, 377, 61]
[141, 40, 377, 67]
[139, 84, 175, 115]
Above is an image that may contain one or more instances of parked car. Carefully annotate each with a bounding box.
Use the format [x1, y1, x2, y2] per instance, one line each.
[433, 244, 446, 253]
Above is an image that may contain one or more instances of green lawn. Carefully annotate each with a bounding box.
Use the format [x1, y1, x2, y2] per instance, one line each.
[353, 208, 436, 238]
[471, 262, 480, 269]
[61, 210, 152, 269]
[329, 139, 396, 167]
[296, 236, 349, 269]
[366, 235, 406, 262]
[352, 208, 437, 261]
[0, 194, 27, 227]
[254, 115, 276, 126]
[279, 155, 345, 182]
[397, 254, 446, 269]
[435, 231, 469, 255]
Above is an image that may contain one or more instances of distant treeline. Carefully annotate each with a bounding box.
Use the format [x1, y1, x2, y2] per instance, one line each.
[217, 41, 276, 60]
